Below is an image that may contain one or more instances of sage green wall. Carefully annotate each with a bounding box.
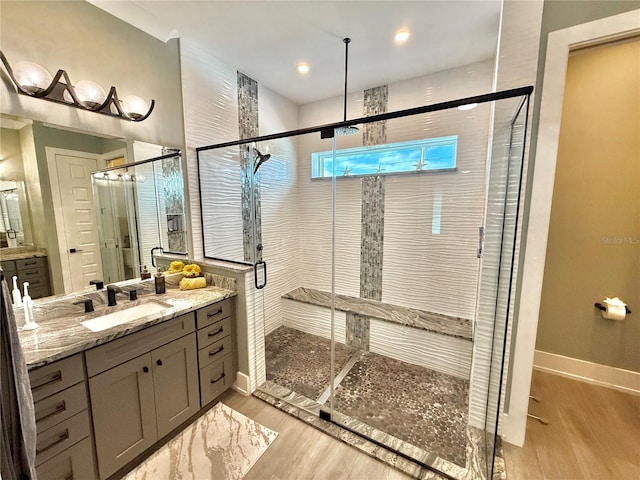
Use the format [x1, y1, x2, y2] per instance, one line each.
[536, 39, 640, 372]
[0, 128, 24, 180]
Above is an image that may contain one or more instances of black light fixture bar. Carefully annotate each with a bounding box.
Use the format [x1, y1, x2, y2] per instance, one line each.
[0, 50, 155, 122]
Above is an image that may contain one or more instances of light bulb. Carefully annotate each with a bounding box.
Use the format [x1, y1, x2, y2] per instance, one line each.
[13, 61, 53, 94]
[121, 95, 148, 120]
[75, 80, 106, 108]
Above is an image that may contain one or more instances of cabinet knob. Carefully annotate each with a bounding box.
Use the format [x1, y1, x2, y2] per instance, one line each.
[156, 359, 163, 366]
[143, 366, 149, 373]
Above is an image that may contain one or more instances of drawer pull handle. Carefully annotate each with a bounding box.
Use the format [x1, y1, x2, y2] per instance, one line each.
[208, 346, 224, 357]
[143, 366, 149, 373]
[207, 327, 224, 338]
[156, 359, 163, 366]
[32, 372, 62, 391]
[210, 372, 226, 384]
[35, 402, 66, 423]
[207, 308, 223, 318]
[23, 261, 37, 266]
[36, 430, 69, 455]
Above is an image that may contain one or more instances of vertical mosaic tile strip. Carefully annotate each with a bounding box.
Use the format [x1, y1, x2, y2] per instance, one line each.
[161, 154, 187, 252]
[362, 85, 388, 147]
[346, 313, 370, 350]
[352, 85, 389, 348]
[237, 71, 262, 262]
[360, 176, 385, 302]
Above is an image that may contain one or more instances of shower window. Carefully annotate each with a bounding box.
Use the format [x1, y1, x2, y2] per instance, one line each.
[311, 135, 457, 178]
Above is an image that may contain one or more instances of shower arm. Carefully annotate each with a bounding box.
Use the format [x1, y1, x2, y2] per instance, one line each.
[343, 37, 351, 122]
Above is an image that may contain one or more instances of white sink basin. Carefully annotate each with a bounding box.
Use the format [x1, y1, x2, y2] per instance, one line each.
[81, 301, 171, 332]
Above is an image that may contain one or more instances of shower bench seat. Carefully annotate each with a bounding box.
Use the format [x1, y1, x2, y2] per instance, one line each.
[280, 287, 473, 379]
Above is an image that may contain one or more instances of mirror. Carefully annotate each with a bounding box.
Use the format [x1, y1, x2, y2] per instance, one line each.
[92, 150, 188, 284]
[0, 113, 188, 297]
[0, 180, 28, 247]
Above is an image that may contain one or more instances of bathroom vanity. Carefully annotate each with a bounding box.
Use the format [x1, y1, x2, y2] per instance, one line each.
[19, 283, 236, 480]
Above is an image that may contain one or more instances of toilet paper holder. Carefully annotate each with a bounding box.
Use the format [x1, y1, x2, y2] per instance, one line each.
[594, 303, 632, 314]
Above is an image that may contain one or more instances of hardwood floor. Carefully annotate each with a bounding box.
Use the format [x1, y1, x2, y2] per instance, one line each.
[503, 369, 640, 480]
[220, 389, 414, 480]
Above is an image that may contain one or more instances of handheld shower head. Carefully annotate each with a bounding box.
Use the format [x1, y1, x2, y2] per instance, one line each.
[253, 148, 271, 174]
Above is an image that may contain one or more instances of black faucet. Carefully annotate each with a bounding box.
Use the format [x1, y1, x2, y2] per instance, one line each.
[73, 298, 94, 313]
[106, 285, 137, 306]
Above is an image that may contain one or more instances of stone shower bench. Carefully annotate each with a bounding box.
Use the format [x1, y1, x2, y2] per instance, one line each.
[282, 287, 472, 341]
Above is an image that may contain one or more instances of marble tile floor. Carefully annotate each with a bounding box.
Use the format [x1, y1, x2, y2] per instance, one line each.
[264, 326, 471, 471]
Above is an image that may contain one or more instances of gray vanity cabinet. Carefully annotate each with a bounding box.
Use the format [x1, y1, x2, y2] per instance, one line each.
[87, 314, 199, 479]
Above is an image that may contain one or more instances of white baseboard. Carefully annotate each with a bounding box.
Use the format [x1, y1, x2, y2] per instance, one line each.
[534, 350, 640, 395]
[232, 371, 251, 396]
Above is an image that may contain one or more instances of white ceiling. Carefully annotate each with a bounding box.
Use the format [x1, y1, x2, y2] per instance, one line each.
[90, 0, 502, 105]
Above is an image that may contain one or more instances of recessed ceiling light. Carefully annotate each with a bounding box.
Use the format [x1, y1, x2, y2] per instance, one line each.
[394, 30, 410, 44]
[457, 103, 478, 111]
[296, 63, 310, 74]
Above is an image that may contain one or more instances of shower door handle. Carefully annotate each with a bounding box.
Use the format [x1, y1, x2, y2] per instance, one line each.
[254, 260, 267, 289]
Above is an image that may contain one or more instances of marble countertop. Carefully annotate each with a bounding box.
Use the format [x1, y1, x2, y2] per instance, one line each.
[0, 247, 47, 261]
[283, 287, 472, 340]
[16, 279, 236, 369]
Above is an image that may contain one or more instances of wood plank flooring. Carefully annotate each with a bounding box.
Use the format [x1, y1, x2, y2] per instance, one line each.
[220, 389, 413, 480]
[503, 369, 640, 480]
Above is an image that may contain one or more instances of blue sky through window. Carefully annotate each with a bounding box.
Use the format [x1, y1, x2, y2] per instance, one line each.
[312, 136, 457, 178]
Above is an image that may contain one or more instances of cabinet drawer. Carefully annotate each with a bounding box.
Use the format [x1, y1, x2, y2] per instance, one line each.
[19, 268, 48, 282]
[35, 436, 96, 480]
[30, 355, 85, 402]
[199, 353, 234, 406]
[1, 259, 17, 270]
[196, 299, 232, 329]
[35, 382, 87, 434]
[197, 317, 231, 350]
[198, 335, 233, 369]
[16, 257, 46, 270]
[28, 285, 51, 299]
[85, 313, 195, 377]
[35, 410, 91, 466]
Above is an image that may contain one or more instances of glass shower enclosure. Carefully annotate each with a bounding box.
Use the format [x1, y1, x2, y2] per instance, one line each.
[197, 86, 531, 480]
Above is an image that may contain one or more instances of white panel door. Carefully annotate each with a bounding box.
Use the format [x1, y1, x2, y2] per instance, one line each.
[55, 153, 104, 292]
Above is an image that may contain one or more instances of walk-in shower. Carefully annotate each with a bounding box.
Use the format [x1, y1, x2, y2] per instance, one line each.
[196, 86, 531, 480]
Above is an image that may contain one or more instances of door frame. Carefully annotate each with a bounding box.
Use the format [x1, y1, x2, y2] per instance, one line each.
[504, 9, 640, 446]
[46, 146, 105, 293]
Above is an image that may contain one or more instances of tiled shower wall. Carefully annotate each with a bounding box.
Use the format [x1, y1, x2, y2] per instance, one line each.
[297, 60, 495, 322]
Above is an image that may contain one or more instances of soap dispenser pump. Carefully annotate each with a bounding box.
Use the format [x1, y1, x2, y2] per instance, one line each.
[12, 275, 22, 307]
[22, 282, 38, 330]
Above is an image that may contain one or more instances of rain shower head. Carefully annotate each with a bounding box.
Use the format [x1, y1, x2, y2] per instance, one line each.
[253, 148, 271, 174]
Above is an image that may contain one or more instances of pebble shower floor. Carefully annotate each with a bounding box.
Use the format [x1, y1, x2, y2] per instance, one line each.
[264, 326, 470, 467]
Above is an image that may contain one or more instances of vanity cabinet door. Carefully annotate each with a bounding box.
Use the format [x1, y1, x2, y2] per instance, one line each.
[151, 332, 199, 438]
[89, 353, 157, 480]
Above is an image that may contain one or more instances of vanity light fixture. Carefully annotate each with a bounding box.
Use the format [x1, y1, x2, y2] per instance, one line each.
[0, 50, 155, 122]
[296, 63, 310, 74]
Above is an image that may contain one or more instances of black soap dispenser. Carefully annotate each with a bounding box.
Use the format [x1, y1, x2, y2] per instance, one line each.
[155, 269, 166, 294]
[141, 265, 151, 280]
